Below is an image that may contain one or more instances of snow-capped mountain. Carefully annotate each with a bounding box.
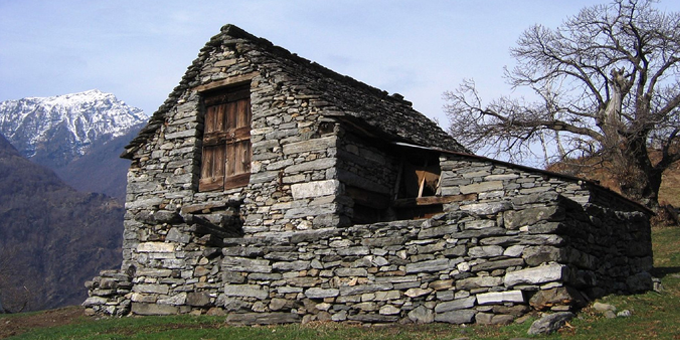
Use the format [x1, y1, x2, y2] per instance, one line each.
[0, 89, 148, 166]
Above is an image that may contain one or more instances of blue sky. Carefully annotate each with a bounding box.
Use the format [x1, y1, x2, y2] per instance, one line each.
[2, 1, 679, 153]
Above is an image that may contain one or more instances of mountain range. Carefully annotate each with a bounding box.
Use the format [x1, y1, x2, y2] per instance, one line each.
[0, 89, 147, 200]
[0, 90, 148, 311]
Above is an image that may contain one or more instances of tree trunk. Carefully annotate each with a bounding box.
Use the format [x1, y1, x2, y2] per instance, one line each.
[617, 137, 662, 210]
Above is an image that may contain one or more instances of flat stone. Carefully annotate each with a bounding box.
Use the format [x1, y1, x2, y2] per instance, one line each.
[131, 303, 179, 316]
[476, 290, 525, 305]
[434, 296, 476, 313]
[418, 225, 459, 238]
[272, 260, 310, 272]
[527, 312, 574, 335]
[405, 258, 451, 273]
[504, 206, 564, 229]
[339, 283, 393, 296]
[291, 180, 340, 199]
[187, 292, 211, 307]
[464, 220, 496, 230]
[157, 292, 187, 306]
[335, 267, 368, 277]
[283, 136, 336, 155]
[305, 288, 339, 299]
[224, 284, 269, 300]
[460, 201, 512, 215]
[460, 181, 503, 195]
[374, 290, 401, 301]
[223, 257, 272, 273]
[592, 302, 616, 313]
[82, 296, 108, 306]
[137, 242, 175, 253]
[133, 284, 169, 295]
[504, 263, 567, 287]
[456, 276, 503, 290]
[379, 305, 401, 315]
[468, 245, 504, 258]
[408, 306, 434, 324]
[530, 287, 586, 310]
[471, 258, 525, 272]
[405, 288, 433, 298]
[429, 280, 454, 290]
[434, 309, 476, 324]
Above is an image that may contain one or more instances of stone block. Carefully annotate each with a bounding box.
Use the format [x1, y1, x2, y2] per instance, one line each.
[283, 136, 336, 155]
[456, 276, 503, 290]
[504, 206, 564, 229]
[418, 225, 459, 238]
[132, 303, 179, 315]
[157, 292, 187, 306]
[291, 180, 340, 199]
[137, 242, 175, 253]
[187, 292, 211, 307]
[405, 288, 432, 298]
[460, 181, 503, 194]
[464, 220, 496, 230]
[434, 310, 476, 324]
[504, 263, 567, 287]
[222, 257, 272, 273]
[529, 286, 586, 310]
[405, 258, 451, 273]
[224, 284, 269, 300]
[468, 245, 504, 258]
[460, 201, 512, 215]
[527, 312, 574, 335]
[471, 258, 524, 272]
[133, 284, 169, 295]
[374, 290, 401, 301]
[476, 290, 524, 305]
[305, 288, 339, 299]
[339, 283, 392, 296]
[379, 305, 401, 315]
[434, 296, 476, 313]
[82, 296, 108, 306]
[522, 246, 566, 266]
[408, 306, 435, 324]
[272, 260, 311, 272]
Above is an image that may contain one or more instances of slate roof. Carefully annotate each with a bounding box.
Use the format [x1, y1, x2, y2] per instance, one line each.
[122, 24, 468, 158]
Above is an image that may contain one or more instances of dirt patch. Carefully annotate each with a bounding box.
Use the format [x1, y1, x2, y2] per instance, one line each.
[0, 305, 86, 339]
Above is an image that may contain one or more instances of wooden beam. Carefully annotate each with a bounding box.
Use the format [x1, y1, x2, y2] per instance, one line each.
[392, 194, 477, 208]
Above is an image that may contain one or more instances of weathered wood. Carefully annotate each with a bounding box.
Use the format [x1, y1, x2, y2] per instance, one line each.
[393, 193, 477, 207]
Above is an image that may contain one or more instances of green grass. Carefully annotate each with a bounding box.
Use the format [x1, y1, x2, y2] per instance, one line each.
[4, 227, 680, 340]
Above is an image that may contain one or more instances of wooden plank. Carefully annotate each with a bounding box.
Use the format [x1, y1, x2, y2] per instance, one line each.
[392, 194, 477, 207]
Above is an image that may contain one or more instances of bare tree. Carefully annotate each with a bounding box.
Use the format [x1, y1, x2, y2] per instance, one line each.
[0, 244, 31, 313]
[445, 0, 680, 209]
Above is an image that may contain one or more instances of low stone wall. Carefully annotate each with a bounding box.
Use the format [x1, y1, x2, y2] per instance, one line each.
[84, 190, 651, 323]
[208, 192, 651, 325]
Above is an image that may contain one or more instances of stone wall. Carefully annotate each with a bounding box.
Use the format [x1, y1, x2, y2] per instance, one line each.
[85, 154, 652, 321]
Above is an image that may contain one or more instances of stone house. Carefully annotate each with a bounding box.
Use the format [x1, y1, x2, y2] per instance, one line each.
[84, 24, 653, 325]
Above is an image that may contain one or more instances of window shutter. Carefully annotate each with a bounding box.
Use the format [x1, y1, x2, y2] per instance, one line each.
[199, 86, 251, 191]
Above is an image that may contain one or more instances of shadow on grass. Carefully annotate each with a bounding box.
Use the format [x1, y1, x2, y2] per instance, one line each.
[650, 266, 680, 278]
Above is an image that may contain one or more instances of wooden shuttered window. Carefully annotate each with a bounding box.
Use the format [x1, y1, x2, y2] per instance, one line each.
[199, 86, 252, 192]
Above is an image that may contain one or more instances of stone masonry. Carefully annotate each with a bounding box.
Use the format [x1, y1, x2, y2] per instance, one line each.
[83, 24, 653, 324]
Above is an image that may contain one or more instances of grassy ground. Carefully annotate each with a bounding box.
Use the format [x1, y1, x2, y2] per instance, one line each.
[2, 227, 679, 340]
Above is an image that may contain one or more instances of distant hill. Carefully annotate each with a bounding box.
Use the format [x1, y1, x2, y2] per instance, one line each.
[0, 134, 124, 311]
[52, 126, 142, 200]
